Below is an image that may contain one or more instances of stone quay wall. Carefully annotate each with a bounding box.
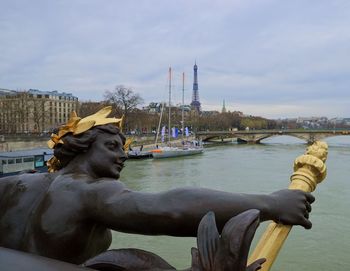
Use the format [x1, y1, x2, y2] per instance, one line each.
[0, 135, 49, 152]
[0, 134, 160, 152]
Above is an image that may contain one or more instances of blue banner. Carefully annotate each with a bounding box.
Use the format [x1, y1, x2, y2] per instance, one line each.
[161, 126, 165, 142]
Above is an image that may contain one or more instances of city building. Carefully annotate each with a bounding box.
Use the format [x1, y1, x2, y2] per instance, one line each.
[190, 62, 201, 112]
[0, 88, 78, 134]
[142, 102, 163, 114]
[296, 116, 328, 129]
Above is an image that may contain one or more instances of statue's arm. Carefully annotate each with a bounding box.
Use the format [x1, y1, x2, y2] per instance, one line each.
[87, 180, 313, 236]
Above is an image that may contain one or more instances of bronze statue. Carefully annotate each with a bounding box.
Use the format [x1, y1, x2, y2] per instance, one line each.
[0, 209, 265, 271]
[0, 107, 314, 270]
[83, 210, 266, 271]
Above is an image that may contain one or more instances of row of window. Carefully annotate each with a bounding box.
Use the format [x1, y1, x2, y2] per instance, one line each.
[30, 94, 77, 101]
[1, 106, 76, 115]
[49, 101, 78, 106]
[1, 101, 77, 106]
[1, 157, 34, 165]
[1, 94, 78, 101]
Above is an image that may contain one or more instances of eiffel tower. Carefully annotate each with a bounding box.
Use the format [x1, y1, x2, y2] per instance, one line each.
[190, 62, 201, 112]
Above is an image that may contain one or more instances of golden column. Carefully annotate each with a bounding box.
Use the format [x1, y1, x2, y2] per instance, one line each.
[248, 141, 328, 271]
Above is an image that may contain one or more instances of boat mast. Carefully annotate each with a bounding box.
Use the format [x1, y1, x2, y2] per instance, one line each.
[182, 72, 185, 141]
[155, 101, 165, 145]
[168, 67, 171, 143]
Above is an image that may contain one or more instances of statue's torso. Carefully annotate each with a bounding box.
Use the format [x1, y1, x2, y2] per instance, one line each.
[0, 173, 112, 264]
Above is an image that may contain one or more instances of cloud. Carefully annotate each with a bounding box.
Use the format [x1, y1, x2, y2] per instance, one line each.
[1, 0, 350, 118]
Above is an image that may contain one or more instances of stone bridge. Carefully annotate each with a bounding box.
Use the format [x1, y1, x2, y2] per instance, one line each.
[195, 129, 350, 144]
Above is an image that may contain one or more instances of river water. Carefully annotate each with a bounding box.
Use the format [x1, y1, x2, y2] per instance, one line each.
[111, 136, 350, 271]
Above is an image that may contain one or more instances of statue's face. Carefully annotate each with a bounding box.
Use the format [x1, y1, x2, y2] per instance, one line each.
[86, 132, 127, 179]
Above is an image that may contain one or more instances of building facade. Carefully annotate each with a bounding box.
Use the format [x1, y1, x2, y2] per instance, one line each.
[0, 88, 78, 134]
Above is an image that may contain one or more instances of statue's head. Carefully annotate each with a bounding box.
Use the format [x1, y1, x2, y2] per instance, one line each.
[47, 107, 125, 174]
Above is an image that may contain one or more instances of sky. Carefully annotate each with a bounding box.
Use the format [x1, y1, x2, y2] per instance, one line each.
[1, 0, 350, 119]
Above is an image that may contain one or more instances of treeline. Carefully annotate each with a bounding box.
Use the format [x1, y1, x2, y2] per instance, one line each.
[79, 85, 277, 133]
[194, 113, 277, 131]
[78, 85, 350, 133]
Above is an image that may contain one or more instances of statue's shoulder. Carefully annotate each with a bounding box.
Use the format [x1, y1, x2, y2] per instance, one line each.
[0, 175, 20, 194]
[0, 174, 19, 183]
[50, 174, 126, 194]
[82, 177, 128, 198]
[0, 172, 52, 201]
[0, 172, 48, 186]
[93, 178, 126, 189]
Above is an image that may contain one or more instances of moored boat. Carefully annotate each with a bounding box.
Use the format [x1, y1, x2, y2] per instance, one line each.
[0, 148, 53, 176]
[151, 145, 203, 159]
[151, 68, 204, 159]
[127, 150, 153, 159]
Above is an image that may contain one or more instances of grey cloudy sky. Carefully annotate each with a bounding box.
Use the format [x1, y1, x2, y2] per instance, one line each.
[1, 0, 350, 118]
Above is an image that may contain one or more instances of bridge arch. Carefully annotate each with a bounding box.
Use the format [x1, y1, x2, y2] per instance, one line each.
[196, 130, 350, 144]
[259, 135, 306, 144]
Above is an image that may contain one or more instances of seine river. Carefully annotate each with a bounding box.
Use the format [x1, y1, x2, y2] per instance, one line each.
[111, 136, 350, 271]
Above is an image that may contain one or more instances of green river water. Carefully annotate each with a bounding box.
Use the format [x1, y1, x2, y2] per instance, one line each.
[111, 136, 350, 271]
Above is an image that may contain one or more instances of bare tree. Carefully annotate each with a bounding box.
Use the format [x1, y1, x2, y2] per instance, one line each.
[31, 98, 47, 133]
[104, 85, 143, 131]
[1, 91, 33, 133]
[79, 101, 107, 118]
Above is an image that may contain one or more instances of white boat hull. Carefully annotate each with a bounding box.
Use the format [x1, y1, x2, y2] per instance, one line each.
[152, 147, 203, 159]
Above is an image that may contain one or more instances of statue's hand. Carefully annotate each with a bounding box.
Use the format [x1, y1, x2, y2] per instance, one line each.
[269, 189, 315, 229]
